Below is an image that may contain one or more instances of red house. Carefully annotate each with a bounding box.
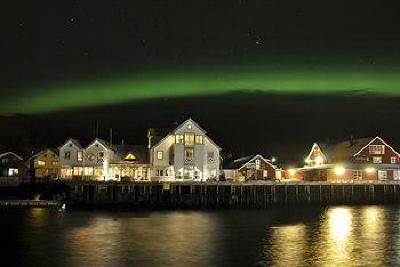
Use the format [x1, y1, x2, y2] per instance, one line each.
[295, 136, 400, 181]
[224, 154, 279, 181]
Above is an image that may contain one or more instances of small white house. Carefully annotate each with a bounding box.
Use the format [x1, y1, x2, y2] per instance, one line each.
[59, 138, 84, 178]
[149, 118, 221, 181]
[83, 138, 116, 180]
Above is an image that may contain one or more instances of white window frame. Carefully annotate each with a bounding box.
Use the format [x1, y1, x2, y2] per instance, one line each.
[391, 157, 397, 164]
[373, 156, 382, 163]
[157, 151, 163, 160]
[369, 145, 385, 155]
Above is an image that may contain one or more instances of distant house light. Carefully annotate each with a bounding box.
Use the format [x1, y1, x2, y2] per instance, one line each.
[365, 167, 376, 173]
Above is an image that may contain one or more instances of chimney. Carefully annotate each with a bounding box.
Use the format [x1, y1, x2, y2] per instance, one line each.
[350, 135, 355, 146]
[110, 128, 113, 148]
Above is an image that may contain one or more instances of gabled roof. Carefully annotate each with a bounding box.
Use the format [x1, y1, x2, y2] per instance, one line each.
[225, 155, 254, 169]
[173, 118, 207, 135]
[238, 154, 276, 171]
[353, 136, 400, 157]
[150, 118, 221, 150]
[113, 144, 149, 164]
[86, 138, 113, 150]
[0, 152, 23, 161]
[147, 128, 172, 148]
[28, 148, 58, 161]
[310, 137, 373, 163]
[59, 138, 82, 150]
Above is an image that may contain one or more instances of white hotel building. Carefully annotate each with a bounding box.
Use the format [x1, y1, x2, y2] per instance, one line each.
[148, 118, 221, 181]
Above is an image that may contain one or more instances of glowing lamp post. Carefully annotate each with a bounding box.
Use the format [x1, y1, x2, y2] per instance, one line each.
[334, 166, 345, 181]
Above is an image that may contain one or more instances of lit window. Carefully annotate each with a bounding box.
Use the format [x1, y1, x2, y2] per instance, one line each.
[373, 156, 382, 163]
[94, 168, 103, 177]
[184, 133, 195, 146]
[83, 167, 94, 176]
[175, 135, 184, 144]
[207, 151, 214, 162]
[64, 151, 71, 160]
[185, 149, 194, 162]
[352, 170, 362, 180]
[8, 168, 18, 176]
[187, 124, 192, 129]
[391, 157, 397, 164]
[369, 145, 385, 155]
[77, 151, 83, 162]
[263, 170, 268, 178]
[157, 151, 163, 160]
[195, 135, 203, 144]
[125, 153, 136, 160]
[73, 167, 83, 176]
[37, 160, 45, 166]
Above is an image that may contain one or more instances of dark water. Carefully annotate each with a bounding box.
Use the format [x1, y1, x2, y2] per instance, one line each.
[2, 205, 400, 266]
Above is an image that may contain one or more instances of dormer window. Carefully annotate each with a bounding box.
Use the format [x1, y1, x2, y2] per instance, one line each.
[125, 153, 136, 160]
[369, 145, 385, 155]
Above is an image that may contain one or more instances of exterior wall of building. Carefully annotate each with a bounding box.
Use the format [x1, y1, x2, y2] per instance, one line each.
[32, 149, 59, 181]
[150, 119, 221, 181]
[353, 137, 400, 164]
[59, 140, 84, 178]
[239, 155, 276, 180]
[151, 135, 175, 179]
[0, 153, 29, 184]
[109, 163, 150, 181]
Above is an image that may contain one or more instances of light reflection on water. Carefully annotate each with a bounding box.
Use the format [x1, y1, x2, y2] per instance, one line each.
[2, 206, 400, 266]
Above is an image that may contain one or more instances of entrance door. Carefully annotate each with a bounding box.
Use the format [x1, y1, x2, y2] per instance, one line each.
[378, 170, 387, 181]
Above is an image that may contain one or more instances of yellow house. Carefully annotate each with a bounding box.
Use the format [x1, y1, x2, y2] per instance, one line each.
[30, 149, 59, 182]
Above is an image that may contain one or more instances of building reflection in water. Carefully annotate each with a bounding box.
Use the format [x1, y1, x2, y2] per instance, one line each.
[64, 212, 219, 267]
[325, 207, 354, 264]
[263, 224, 307, 266]
[262, 206, 390, 266]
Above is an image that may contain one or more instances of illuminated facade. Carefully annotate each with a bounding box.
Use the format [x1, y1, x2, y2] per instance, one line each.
[295, 136, 400, 181]
[0, 152, 28, 185]
[148, 118, 221, 181]
[59, 138, 150, 181]
[224, 155, 279, 181]
[30, 148, 59, 182]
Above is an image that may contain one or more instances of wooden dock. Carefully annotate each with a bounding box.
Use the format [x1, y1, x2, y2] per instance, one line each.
[67, 181, 400, 208]
[0, 200, 63, 208]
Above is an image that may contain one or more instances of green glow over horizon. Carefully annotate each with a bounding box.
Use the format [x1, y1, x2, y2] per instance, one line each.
[2, 65, 400, 114]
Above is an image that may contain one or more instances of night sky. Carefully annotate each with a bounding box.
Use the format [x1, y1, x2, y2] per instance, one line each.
[2, 0, 400, 164]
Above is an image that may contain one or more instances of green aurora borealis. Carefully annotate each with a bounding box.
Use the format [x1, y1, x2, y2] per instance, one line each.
[3, 65, 400, 114]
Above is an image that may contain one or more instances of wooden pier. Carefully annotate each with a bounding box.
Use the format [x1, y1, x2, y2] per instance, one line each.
[0, 200, 63, 208]
[67, 181, 400, 208]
